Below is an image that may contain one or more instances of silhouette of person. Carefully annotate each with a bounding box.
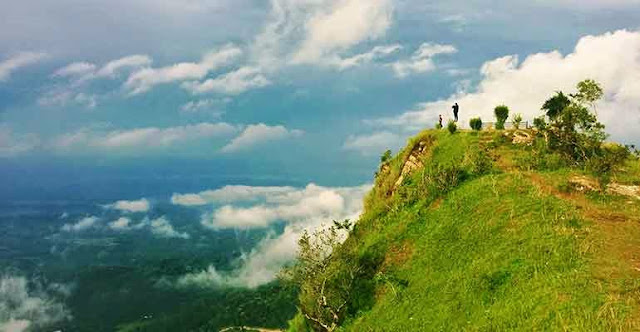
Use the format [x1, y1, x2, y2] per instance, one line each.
[452, 103, 459, 122]
[438, 114, 443, 128]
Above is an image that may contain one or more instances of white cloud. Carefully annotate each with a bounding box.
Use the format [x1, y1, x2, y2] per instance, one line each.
[252, 0, 393, 68]
[327, 44, 401, 70]
[171, 193, 209, 206]
[221, 123, 303, 153]
[292, 0, 394, 64]
[0, 125, 40, 157]
[52, 55, 151, 84]
[182, 66, 270, 95]
[61, 216, 99, 232]
[95, 55, 152, 78]
[0, 52, 48, 82]
[0, 276, 69, 332]
[108, 199, 150, 212]
[343, 131, 403, 155]
[179, 183, 371, 288]
[197, 183, 368, 231]
[391, 43, 457, 78]
[149, 217, 190, 239]
[373, 29, 640, 145]
[124, 44, 242, 94]
[53, 62, 96, 78]
[53, 122, 238, 151]
[108, 217, 132, 230]
[180, 98, 230, 114]
[171, 185, 295, 206]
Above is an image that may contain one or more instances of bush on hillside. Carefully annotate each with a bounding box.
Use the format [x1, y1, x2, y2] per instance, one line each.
[282, 226, 369, 331]
[586, 143, 630, 188]
[447, 120, 457, 134]
[512, 113, 523, 129]
[533, 116, 547, 131]
[469, 117, 483, 131]
[541, 80, 606, 165]
[494, 105, 509, 129]
[380, 150, 392, 164]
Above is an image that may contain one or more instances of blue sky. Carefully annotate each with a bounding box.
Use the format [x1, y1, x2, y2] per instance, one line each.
[1, 0, 640, 193]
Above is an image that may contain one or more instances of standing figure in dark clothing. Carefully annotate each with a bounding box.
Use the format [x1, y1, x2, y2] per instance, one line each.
[438, 114, 443, 128]
[452, 103, 459, 122]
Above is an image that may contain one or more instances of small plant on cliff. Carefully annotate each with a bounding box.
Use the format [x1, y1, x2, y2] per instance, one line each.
[380, 149, 392, 164]
[447, 120, 457, 134]
[469, 117, 483, 131]
[494, 105, 509, 129]
[512, 113, 523, 129]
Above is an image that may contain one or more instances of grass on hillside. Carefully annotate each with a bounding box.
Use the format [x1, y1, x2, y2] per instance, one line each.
[288, 129, 640, 331]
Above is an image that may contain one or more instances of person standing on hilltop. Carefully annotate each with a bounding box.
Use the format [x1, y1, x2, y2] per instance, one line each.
[438, 114, 443, 128]
[452, 103, 459, 122]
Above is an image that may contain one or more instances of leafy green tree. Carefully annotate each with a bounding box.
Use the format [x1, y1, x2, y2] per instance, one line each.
[543, 80, 606, 164]
[494, 105, 509, 129]
[541, 91, 570, 120]
[282, 227, 360, 332]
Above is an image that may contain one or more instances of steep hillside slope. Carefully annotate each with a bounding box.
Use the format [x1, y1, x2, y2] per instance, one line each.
[288, 129, 640, 331]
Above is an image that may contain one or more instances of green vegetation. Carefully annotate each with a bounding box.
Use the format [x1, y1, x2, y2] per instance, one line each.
[494, 105, 510, 129]
[286, 80, 640, 331]
[512, 113, 523, 129]
[380, 149, 392, 164]
[469, 117, 483, 131]
[447, 120, 457, 134]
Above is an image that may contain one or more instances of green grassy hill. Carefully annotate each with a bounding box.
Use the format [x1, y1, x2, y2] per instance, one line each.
[288, 128, 640, 331]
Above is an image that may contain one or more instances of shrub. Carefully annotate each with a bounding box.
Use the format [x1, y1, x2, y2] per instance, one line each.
[512, 113, 523, 129]
[435, 122, 443, 130]
[447, 120, 457, 134]
[494, 105, 509, 129]
[587, 143, 630, 189]
[541, 80, 608, 165]
[533, 116, 547, 131]
[380, 149, 392, 164]
[469, 117, 483, 131]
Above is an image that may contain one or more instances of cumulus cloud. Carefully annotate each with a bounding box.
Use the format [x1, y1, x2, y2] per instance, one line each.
[372, 29, 640, 145]
[149, 217, 190, 239]
[182, 66, 270, 95]
[179, 183, 371, 288]
[108, 217, 132, 230]
[291, 0, 394, 64]
[108, 199, 150, 212]
[60, 216, 99, 232]
[53, 122, 238, 151]
[221, 123, 303, 153]
[253, 0, 393, 68]
[0, 52, 48, 82]
[343, 131, 403, 155]
[0, 125, 40, 157]
[124, 44, 242, 94]
[391, 43, 457, 78]
[0, 276, 70, 332]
